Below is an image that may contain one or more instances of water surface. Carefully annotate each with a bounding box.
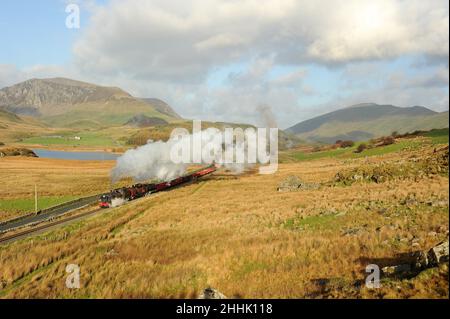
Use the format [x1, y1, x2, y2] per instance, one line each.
[33, 149, 119, 161]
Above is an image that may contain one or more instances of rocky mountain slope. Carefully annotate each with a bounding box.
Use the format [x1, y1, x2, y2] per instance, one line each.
[0, 78, 181, 128]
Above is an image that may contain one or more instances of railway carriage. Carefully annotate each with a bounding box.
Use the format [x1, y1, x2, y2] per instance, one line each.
[99, 165, 216, 208]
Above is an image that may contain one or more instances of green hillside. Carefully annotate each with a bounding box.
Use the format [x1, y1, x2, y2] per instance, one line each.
[287, 103, 449, 143]
[41, 98, 176, 128]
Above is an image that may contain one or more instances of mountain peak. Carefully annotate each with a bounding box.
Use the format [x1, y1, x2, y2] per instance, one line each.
[345, 102, 378, 109]
[0, 77, 132, 115]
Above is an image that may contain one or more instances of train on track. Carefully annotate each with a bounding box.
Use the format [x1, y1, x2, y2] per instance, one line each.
[99, 165, 217, 208]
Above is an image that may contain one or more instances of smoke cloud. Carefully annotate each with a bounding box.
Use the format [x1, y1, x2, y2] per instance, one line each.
[111, 127, 266, 183]
[111, 198, 126, 207]
[111, 138, 189, 183]
[256, 104, 278, 128]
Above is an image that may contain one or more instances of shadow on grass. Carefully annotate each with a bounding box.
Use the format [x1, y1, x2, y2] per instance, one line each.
[306, 251, 429, 298]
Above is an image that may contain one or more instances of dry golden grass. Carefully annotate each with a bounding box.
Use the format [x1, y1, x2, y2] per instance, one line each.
[0, 115, 51, 143]
[0, 143, 448, 298]
[0, 157, 132, 221]
[0, 157, 116, 199]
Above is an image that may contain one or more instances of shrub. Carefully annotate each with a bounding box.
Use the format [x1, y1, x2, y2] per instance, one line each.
[355, 143, 367, 153]
[339, 140, 355, 148]
[312, 146, 322, 152]
[380, 136, 395, 146]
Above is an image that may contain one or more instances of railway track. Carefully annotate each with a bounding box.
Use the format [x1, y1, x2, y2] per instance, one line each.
[0, 165, 218, 245]
[0, 208, 102, 245]
[0, 195, 100, 233]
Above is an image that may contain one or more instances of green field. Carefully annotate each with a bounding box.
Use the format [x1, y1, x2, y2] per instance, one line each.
[41, 100, 175, 128]
[21, 131, 118, 147]
[424, 128, 449, 144]
[0, 195, 78, 214]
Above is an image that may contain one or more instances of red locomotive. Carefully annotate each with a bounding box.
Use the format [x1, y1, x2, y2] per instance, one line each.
[99, 165, 216, 208]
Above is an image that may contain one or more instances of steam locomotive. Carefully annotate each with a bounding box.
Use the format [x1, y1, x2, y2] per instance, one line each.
[99, 165, 216, 208]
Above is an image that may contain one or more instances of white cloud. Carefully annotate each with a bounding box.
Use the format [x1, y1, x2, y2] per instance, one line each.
[0, 64, 71, 88]
[302, 0, 449, 63]
[73, 0, 448, 79]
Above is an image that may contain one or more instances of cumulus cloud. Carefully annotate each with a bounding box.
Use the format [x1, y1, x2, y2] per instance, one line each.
[73, 0, 448, 78]
[388, 67, 449, 89]
[328, 65, 449, 114]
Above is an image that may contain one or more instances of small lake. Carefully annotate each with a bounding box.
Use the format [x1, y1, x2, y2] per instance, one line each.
[33, 149, 119, 161]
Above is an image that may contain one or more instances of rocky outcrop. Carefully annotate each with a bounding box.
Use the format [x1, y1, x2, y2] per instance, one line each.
[0, 78, 130, 114]
[381, 236, 449, 276]
[427, 239, 449, 266]
[0, 147, 38, 157]
[278, 175, 320, 192]
[198, 287, 227, 299]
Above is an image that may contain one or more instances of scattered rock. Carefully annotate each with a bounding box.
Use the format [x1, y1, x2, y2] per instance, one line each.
[334, 146, 449, 185]
[401, 194, 418, 205]
[437, 225, 448, 233]
[198, 287, 227, 299]
[105, 248, 119, 257]
[427, 238, 449, 266]
[412, 251, 429, 269]
[382, 264, 411, 275]
[277, 175, 320, 192]
[427, 200, 448, 207]
[341, 227, 360, 236]
[381, 236, 449, 277]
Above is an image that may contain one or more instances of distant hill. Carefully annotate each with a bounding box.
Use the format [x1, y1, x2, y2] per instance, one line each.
[0, 109, 50, 143]
[0, 78, 181, 128]
[287, 103, 449, 143]
[0, 109, 22, 123]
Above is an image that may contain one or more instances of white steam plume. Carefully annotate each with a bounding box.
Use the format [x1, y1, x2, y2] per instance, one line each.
[111, 127, 257, 183]
[111, 198, 126, 207]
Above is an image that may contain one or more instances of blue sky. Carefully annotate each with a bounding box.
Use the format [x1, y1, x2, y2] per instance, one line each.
[0, 0, 448, 128]
[0, 1, 78, 67]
